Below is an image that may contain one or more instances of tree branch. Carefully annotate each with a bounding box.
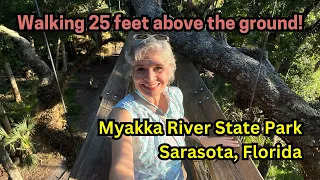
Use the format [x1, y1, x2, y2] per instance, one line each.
[236, 47, 275, 71]
[0, 144, 23, 180]
[302, 0, 320, 18]
[0, 25, 53, 86]
[0, 25, 60, 108]
[182, 0, 215, 17]
[304, 19, 320, 34]
[314, 59, 320, 72]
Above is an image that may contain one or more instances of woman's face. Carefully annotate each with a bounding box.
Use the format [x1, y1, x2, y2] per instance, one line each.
[132, 52, 172, 98]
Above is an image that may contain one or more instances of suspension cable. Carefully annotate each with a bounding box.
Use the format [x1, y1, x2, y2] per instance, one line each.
[248, 0, 277, 114]
[33, 0, 70, 129]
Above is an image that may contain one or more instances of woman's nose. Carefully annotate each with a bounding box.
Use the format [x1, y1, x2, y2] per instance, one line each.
[144, 69, 156, 81]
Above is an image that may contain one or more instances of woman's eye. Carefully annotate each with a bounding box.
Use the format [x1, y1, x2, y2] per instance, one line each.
[155, 67, 163, 71]
[136, 67, 144, 71]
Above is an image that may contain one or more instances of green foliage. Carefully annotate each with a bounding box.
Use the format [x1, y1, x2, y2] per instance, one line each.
[0, 0, 35, 30]
[5, 102, 35, 123]
[267, 160, 304, 180]
[284, 34, 320, 101]
[220, 0, 320, 103]
[23, 153, 39, 167]
[1, 118, 39, 167]
[0, 128, 7, 141]
[4, 79, 39, 123]
[63, 86, 81, 128]
[0, 117, 37, 167]
[0, 35, 21, 60]
[1, 32, 32, 75]
[4, 118, 35, 152]
[243, 134, 271, 145]
[242, 135, 303, 180]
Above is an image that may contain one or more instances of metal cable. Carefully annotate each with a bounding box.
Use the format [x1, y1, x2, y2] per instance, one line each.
[34, 0, 69, 127]
[248, 0, 277, 113]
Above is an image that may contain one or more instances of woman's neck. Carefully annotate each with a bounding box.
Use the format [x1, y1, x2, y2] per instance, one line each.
[145, 94, 161, 107]
[141, 92, 168, 113]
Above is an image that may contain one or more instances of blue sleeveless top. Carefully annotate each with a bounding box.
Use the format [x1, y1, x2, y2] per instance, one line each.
[114, 86, 186, 180]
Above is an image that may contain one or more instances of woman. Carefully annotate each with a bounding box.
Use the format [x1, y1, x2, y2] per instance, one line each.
[109, 34, 239, 180]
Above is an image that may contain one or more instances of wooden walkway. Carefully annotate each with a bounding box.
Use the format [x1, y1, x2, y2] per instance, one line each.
[69, 32, 263, 180]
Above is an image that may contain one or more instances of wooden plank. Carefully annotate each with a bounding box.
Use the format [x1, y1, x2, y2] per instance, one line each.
[175, 55, 263, 180]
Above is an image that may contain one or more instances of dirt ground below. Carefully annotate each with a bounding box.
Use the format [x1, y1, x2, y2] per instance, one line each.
[0, 57, 117, 180]
[71, 56, 117, 133]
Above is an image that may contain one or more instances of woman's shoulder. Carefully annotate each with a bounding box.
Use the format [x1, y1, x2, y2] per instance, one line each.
[108, 107, 132, 123]
[114, 94, 135, 108]
[113, 93, 143, 118]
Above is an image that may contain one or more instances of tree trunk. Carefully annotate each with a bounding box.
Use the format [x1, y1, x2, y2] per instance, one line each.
[61, 42, 67, 73]
[28, 36, 34, 48]
[0, 26, 53, 85]
[132, 0, 320, 179]
[0, 145, 23, 180]
[55, 37, 61, 72]
[0, 102, 12, 133]
[0, 25, 59, 108]
[4, 62, 22, 103]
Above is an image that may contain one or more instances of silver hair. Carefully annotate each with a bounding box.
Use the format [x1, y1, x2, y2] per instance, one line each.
[125, 36, 177, 84]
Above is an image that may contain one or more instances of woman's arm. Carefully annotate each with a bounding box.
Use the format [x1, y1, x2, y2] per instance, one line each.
[109, 108, 135, 180]
[183, 117, 240, 148]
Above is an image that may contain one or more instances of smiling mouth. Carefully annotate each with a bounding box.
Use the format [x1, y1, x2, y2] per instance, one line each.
[142, 83, 160, 90]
